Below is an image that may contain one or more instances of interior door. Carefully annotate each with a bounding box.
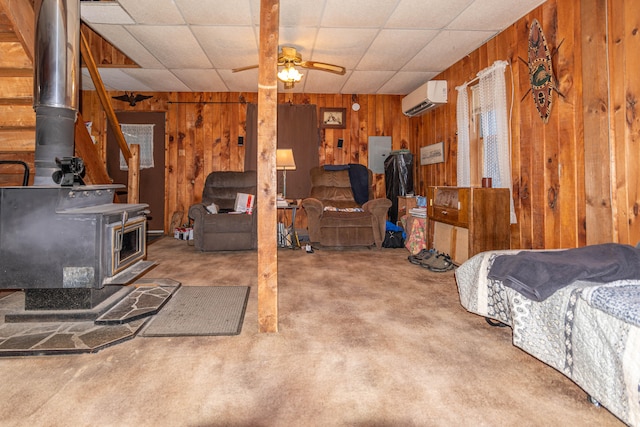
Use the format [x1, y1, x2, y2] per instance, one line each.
[106, 112, 165, 233]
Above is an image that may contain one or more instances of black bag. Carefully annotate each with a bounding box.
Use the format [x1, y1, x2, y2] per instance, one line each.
[382, 230, 404, 248]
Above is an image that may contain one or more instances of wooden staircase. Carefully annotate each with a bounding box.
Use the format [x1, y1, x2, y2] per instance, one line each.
[0, 0, 125, 187]
[0, 0, 35, 185]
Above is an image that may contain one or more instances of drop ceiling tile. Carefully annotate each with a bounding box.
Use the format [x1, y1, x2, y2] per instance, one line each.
[247, 0, 324, 27]
[218, 69, 260, 92]
[385, 0, 474, 29]
[89, 68, 154, 92]
[126, 26, 212, 69]
[122, 69, 191, 91]
[88, 24, 164, 68]
[312, 28, 379, 69]
[80, 3, 135, 25]
[279, 27, 321, 52]
[276, 0, 326, 27]
[171, 69, 228, 92]
[192, 26, 258, 69]
[356, 29, 439, 71]
[378, 71, 440, 95]
[81, 69, 116, 91]
[302, 70, 350, 94]
[448, 0, 546, 31]
[118, 0, 185, 25]
[321, 0, 398, 28]
[175, 0, 253, 26]
[404, 30, 494, 72]
[341, 71, 395, 94]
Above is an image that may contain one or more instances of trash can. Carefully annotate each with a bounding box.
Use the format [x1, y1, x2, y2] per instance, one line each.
[384, 150, 414, 224]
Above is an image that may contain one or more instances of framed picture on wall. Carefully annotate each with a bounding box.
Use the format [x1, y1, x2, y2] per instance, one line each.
[320, 107, 346, 129]
[420, 141, 445, 165]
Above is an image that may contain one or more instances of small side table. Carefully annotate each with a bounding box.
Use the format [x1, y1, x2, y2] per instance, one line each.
[277, 203, 300, 249]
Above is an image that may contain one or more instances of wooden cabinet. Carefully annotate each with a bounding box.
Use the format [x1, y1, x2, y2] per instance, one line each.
[427, 186, 510, 264]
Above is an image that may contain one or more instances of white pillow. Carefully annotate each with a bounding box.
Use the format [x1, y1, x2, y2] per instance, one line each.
[205, 203, 218, 214]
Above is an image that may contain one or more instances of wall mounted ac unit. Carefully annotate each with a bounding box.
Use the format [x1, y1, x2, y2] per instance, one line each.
[401, 80, 448, 117]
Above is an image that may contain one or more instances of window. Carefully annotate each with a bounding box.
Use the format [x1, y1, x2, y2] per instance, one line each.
[119, 124, 155, 170]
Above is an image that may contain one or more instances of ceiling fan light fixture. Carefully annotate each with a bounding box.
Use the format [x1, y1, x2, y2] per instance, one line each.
[278, 63, 303, 88]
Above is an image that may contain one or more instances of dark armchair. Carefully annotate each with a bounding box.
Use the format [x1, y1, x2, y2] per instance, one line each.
[188, 171, 257, 251]
[302, 166, 391, 249]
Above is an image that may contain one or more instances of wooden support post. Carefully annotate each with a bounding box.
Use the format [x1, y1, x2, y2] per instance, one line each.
[127, 144, 140, 204]
[257, 0, 279, 333]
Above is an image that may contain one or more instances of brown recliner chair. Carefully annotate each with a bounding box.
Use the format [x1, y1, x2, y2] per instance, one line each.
[302, 166, 391, 249]
[188, 171, 257, 251]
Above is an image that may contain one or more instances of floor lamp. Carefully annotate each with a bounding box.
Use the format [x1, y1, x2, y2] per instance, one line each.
[276, 149, 296, 199]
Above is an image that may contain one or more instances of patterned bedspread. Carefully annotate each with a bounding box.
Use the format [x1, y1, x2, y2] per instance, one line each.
[455, 250, 640, 427]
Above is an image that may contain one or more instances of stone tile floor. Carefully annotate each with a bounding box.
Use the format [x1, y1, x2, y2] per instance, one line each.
[0, 279, 180, 357]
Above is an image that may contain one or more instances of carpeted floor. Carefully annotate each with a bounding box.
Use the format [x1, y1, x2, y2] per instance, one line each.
[0, 237, 624, 426]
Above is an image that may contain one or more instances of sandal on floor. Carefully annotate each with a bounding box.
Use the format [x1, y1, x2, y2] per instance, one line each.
[408, 249, 435, 265]
[421, 252, 455, 272]
[418, 251, 445, 267]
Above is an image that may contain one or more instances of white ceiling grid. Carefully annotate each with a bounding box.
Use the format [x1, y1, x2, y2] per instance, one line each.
[80, 0, 546, 94]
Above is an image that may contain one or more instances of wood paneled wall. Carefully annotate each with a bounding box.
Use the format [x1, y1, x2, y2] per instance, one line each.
[408, 0, 640, 249]
[77, 0, 640, 247]
[607, 0, 640, 247]
[80, 92, 410, 232]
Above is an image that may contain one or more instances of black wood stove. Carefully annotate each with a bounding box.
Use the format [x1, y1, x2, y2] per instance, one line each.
[0, 185, 154, 310]
[0, 0, 155, 313]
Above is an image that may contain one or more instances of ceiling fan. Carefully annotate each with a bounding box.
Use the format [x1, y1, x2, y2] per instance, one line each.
[232, 46, 346, 89]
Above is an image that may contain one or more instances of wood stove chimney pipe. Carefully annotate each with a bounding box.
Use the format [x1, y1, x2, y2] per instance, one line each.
[33, 0, 80, 186]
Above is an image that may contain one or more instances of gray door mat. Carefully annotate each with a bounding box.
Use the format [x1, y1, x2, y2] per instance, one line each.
[141, 286, 250, 337]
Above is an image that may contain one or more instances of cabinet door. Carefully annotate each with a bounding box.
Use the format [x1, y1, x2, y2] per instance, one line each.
[468, 188, 510, 254]
[433, 221, 468, 264]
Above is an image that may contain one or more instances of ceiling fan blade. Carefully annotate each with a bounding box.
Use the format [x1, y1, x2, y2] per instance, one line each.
[232, 64, 259, 73]
[232, 60, 287, 73]
[299, 61, 346, 75]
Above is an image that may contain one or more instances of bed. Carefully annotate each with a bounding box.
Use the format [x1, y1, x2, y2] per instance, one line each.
[455, 249, 640, 427]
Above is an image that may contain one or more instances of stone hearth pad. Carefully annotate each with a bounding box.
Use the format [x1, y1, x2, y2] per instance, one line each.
[0, 279, 181, 357]
[95, 279, 181, 325]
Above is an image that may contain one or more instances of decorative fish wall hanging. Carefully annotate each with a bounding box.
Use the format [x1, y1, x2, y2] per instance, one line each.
[522, 19, 564, 124]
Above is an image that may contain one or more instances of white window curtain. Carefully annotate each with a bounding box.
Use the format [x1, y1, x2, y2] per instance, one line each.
[477, 60, 516, 223]
[119, 124, 155, 171]
[455, 82, 471, 187]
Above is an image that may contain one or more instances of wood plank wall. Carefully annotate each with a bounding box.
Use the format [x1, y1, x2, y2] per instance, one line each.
[0, 2, 34, 185]
[80, 92, 410, 232]
[608, 0, 640, 246]
[409, 0, 640, 249]
[7, 0, 635, 248]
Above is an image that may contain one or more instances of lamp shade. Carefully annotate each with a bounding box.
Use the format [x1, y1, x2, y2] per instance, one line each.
[276, 149, 296, 171]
